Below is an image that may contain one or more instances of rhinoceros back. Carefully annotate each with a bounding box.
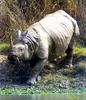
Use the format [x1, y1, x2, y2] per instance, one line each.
[39, 10, 76, 56]
[23, 10, 79, 58]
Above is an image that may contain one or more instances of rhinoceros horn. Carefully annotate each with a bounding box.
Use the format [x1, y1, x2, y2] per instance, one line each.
[10, 35, 13, 47]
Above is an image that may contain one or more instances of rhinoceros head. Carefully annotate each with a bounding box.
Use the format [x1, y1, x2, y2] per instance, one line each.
[8, 30, 30, 63]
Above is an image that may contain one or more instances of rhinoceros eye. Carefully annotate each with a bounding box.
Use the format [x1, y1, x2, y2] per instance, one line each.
[20, 48, 23, 51]
[19, 48, 23, 51]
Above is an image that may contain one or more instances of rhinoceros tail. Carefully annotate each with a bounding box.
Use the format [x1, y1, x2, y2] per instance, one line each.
[74, 21, 80, 37]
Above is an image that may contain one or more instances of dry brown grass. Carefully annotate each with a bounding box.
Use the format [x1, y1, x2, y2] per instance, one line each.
[0, 0, 85, 43]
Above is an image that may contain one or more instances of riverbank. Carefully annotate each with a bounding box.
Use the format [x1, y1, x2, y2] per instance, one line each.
[0, 86, 86, 95]
[0, 43, 86, 95]
[0, 56, 85, 95]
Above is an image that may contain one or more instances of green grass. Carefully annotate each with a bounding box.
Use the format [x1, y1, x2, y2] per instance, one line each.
[0, 87, 86, 95]
[0, 43, 10, 54]
[74, 47, 86, 56]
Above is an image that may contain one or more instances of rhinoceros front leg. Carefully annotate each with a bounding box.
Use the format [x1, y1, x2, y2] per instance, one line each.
[27, 59, 47, 85]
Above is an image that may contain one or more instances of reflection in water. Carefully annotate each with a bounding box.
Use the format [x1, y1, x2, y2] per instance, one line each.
[0, 94, 85, 100]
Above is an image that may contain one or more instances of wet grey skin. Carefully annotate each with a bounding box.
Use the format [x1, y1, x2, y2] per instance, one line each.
[8, 10, 80, 86]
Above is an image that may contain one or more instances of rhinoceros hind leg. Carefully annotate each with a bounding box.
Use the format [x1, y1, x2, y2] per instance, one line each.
[65, 46, 73, 68]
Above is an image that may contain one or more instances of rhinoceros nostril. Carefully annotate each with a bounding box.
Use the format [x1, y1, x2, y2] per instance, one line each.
[8, 53, 17, 61]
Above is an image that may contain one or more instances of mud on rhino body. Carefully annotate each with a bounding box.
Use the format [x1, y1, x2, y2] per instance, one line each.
[8, 10, 80, 85]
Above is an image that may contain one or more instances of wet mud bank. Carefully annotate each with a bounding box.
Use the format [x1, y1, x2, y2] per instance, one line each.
[0, 56, 86, 89]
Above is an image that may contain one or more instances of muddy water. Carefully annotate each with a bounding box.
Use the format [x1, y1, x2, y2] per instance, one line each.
[0, 94, 86, 100]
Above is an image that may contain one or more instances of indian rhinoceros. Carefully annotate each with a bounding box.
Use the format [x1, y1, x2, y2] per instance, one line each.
[8, 10, 80, 85]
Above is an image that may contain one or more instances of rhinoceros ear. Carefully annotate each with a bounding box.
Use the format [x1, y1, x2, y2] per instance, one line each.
[24, 44, 30, 59]
[16, 30, 22, 40]
[10, 35, 13, 47]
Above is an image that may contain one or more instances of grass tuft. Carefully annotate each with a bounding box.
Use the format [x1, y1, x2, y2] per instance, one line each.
[0, 43, 10, 54]
[74, 47, 86, 57]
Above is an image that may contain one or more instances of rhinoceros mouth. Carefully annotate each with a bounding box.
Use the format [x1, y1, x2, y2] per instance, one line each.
[8, 55, 29, 64]
[8, 54, 20, 64]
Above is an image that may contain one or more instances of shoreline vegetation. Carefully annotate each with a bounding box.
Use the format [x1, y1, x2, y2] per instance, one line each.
[0, 43, 86, 95]
[0, 87, 86, 95]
